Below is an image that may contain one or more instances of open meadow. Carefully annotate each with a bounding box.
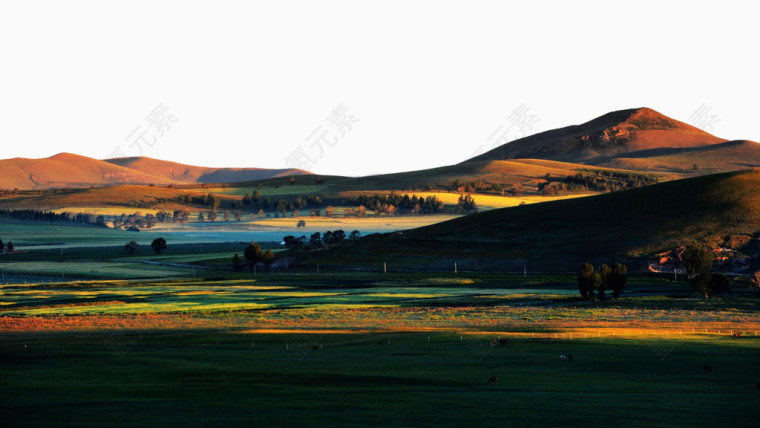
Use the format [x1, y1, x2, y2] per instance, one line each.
[2, 270, 759, 426]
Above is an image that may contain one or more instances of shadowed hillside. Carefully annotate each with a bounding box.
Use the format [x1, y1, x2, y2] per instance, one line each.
[301, 169, 760, 271]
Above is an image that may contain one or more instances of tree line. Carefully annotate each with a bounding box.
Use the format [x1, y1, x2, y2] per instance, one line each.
[564, 169, 659, 193]
[0, 209, 108, 227]
[345, 194, 447, 215]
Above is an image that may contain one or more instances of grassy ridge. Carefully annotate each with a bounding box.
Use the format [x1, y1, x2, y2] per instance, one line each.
[302, 169, 760, 271]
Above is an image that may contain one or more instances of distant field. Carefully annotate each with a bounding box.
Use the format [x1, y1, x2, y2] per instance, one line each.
[0, 261, 188, 280]
[209, 183, 331, 197]
[0, 218, 163, 248]
[333, 191, 594, 210]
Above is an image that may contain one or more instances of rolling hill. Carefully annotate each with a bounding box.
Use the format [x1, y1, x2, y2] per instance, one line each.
[0, 153, 170, 190]
[106, 156, 310, 184]
[466, 107, 760, 174]
[300, 169, 760, 271]
[0, 153, 311, 190]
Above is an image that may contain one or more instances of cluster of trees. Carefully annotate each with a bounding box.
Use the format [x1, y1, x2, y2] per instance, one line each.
[133, 193, 226, 210]
[0, 208, 197, 230]
[282, 230, 361, 251]
[236, 242, 275, 272]
[565, 169, 659, 193]
[0, 239, 15, 254]
[679, 246, 729, 298]
[448, 180, 504, 194]
[577, 263, 628, 299]
[345, 194, 446, 215]
[457, 195, 478, 212]
[244, 193, 322, 212]
[114, 213, 155, 229]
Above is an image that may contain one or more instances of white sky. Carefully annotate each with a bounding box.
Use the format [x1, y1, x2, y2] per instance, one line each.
[1, 0, 758, 177]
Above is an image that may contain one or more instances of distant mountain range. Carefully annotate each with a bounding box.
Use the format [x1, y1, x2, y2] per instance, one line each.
[1, 107, 758, 190]
[0, 153, 310, 189]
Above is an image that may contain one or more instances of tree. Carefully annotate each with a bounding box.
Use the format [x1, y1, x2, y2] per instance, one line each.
[0, 239, 4, 253]
[680, 246, 714, 280]
[7, 241, 14, 253]
[244, 242, 263, 272]
[242, 193, 252, 206]
[173, 209, 190, 224]
[277, 199, 288, 216]
[457, 195, 478, 212]
[332, 230, 346, 244]
[691, 273, 730, 298]
[577, 263, 596, 299]
[709, 274, 730, 295]
[124, 241, 139, 255]
[262, 249, 275, 271]
[310, 232, 322, 248]
[610, 263, 628, 298]
[144, 213, 156, 228]
[597, 264, 611, 300]
[350, 230, 361, 240]
[232, 254, 243, 271]
[252, 190, 261, 204]
[151, 238, 167, 255]
[283, 235, 305, 251]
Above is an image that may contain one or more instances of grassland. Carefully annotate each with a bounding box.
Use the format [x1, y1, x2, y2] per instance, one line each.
[2, 254, 759, 426]
[3, 165, 760, 426]
[2, 330, 758, 427]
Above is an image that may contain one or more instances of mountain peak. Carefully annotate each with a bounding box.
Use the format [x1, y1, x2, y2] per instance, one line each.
[51, 152, 90, 160]
[466, 107, 726, 165]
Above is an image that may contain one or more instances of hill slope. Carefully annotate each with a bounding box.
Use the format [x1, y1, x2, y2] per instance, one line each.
[0, 153, 311, 190]
[466, 107, 760, 173]
[304, 169, 760, 271]
[106, 157, 310, 184]
[0, 153, 171, 189]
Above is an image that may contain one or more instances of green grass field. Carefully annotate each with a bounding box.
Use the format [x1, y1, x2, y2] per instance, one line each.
[2, 331, 757, 427]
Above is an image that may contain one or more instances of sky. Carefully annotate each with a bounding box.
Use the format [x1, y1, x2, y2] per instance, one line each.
[1, 1, 758, 177]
